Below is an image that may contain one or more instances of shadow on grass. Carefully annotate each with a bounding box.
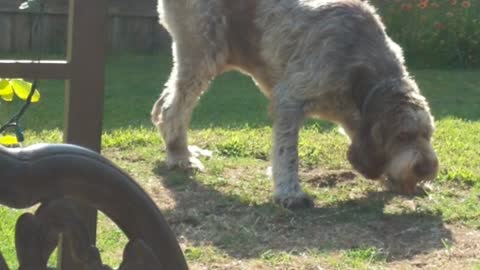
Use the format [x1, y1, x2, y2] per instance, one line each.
[153, 162, 451, 262]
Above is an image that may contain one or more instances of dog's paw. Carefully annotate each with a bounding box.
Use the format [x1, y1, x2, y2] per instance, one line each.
[166, 156, 205, 172]
[188, 145, 213, 159]
[274, 192, 314, 209]
[265, 166, 273, 178]
[166, 146, 211, 172]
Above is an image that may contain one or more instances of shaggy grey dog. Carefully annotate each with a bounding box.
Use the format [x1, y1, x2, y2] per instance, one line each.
[151, 0, 439, 209]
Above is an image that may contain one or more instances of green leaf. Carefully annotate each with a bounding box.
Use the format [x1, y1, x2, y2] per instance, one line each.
[0, 79, 14, 102]
[0, 135, 19, 146]
[10, 79, 41, 102]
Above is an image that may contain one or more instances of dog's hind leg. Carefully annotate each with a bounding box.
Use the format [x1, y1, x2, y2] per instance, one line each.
[151, 42, 224, 170]
[271, 91, 314, 209]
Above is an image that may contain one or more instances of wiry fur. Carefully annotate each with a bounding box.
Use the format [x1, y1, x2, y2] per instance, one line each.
[152, 0, 439, 208]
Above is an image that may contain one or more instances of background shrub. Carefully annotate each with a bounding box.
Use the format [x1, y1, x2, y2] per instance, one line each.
[372, 0, 480, 68]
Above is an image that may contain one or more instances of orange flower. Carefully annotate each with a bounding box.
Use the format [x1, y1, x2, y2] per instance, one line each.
[450, 0, 457, 5]
[401, 3, 413, 11]
[418, 0, 429, 9]
[461, 0, 471, 8]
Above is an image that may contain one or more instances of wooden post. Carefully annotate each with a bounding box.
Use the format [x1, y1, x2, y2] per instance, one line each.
[0, 0, 108, 269]
[59, 0, 107, 269]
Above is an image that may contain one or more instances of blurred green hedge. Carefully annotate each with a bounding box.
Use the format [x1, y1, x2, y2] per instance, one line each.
[372, 0, 479, 68]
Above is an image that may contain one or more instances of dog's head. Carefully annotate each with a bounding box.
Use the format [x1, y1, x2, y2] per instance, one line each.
[348, 77, 439, 194]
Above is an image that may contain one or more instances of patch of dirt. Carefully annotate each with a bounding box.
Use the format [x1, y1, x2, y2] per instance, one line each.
[303, 169, 358, 188]
[146, 180, 178, 210]
[388, 224, 480, 269]
[222, 166, 258, 182]
[104, 152, 480, 270]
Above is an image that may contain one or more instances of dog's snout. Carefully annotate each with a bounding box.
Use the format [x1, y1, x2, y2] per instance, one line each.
[414, 156, 439, 179]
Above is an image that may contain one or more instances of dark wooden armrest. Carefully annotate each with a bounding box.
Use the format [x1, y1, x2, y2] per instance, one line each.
[0, 144, 188, 270]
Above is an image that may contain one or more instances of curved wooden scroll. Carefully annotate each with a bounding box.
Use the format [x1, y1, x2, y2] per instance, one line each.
[0, 144, 188, 270]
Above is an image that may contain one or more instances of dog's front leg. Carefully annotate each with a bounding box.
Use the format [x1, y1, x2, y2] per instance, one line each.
[271, 100, 314, 209]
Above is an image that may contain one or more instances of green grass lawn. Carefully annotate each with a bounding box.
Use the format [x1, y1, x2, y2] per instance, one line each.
[1, 54, 480, 269]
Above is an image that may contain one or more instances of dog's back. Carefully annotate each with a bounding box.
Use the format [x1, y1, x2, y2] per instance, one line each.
[158, 0, 406, 92]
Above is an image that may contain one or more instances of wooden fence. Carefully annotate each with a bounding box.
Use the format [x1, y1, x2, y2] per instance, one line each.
[0, 0, 171, 54]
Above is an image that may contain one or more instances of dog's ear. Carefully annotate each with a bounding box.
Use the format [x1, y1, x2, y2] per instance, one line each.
[349, 64, 375, 106]
[347, 122, 386, 179]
